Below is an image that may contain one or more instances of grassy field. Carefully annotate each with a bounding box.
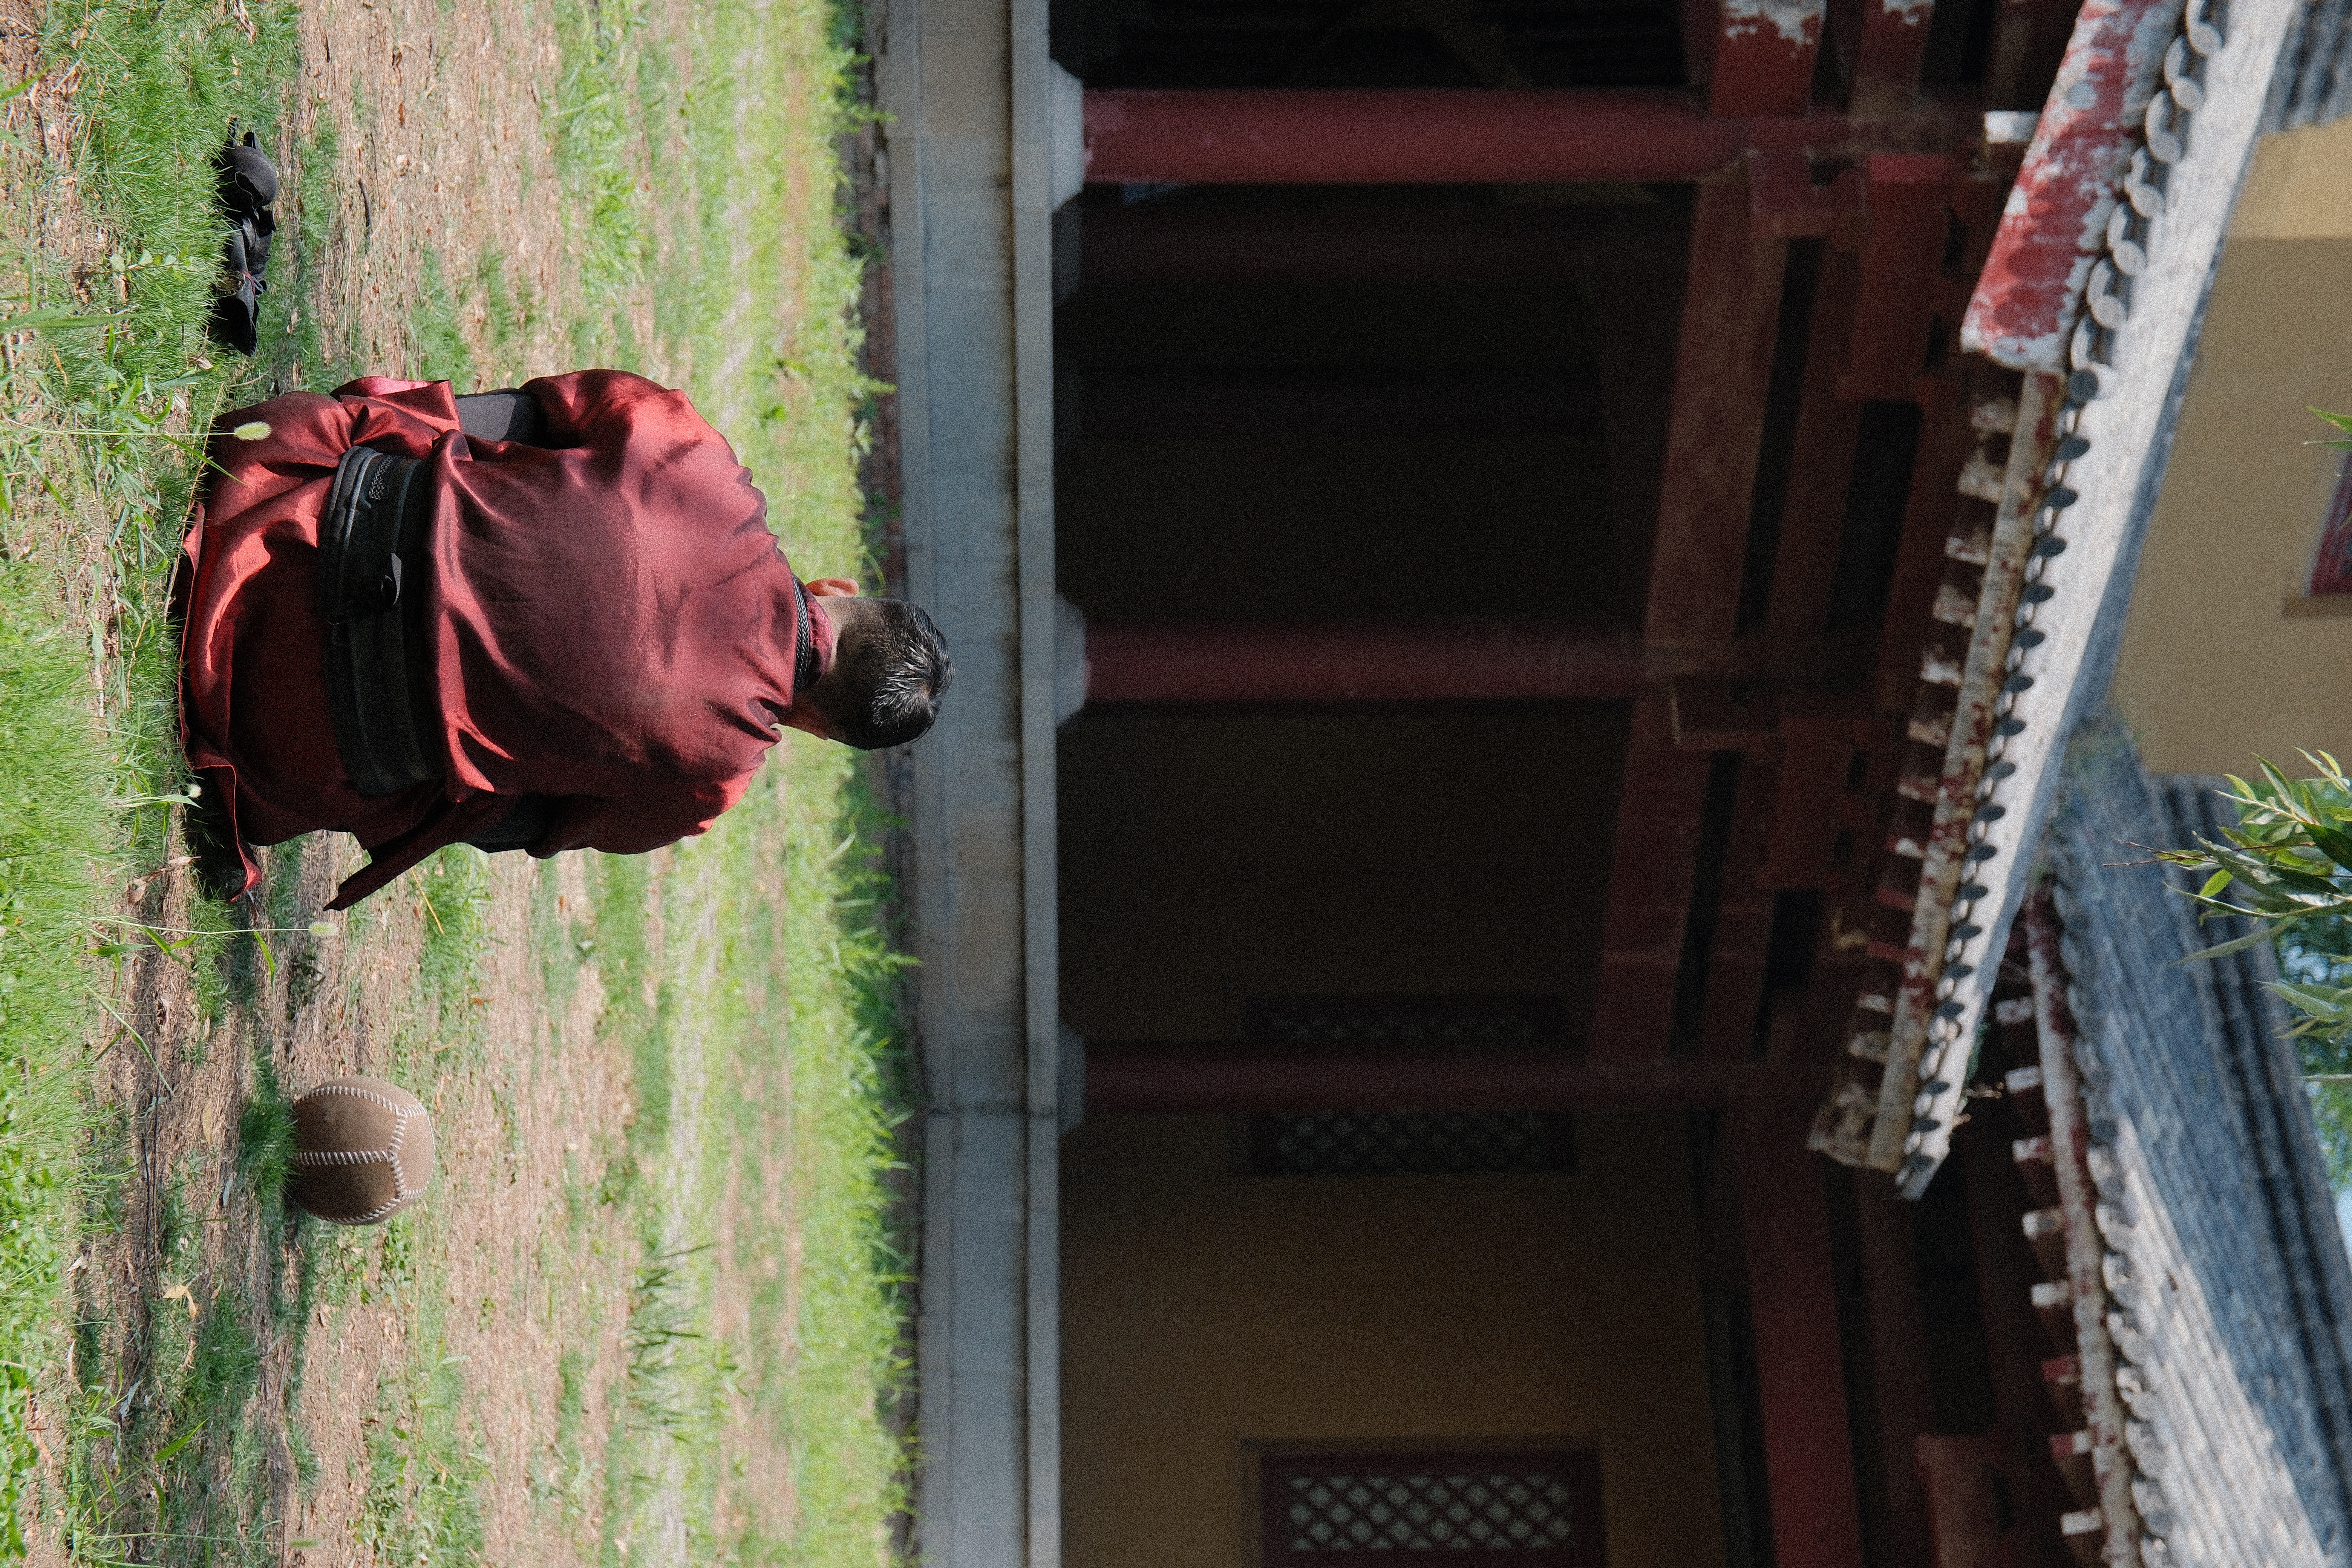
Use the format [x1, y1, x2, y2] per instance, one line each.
[0, 0, 908, 1561]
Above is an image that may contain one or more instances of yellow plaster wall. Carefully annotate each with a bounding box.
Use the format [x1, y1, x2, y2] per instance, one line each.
[2112, 116, 2352, 774]
[1060, 1112, 1727, 1568]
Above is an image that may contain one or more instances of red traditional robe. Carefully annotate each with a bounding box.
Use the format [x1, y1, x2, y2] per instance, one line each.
[177, 369, 835, 910]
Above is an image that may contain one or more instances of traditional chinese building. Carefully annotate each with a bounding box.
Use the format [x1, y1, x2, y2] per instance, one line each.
[873, 0, 2352, 1562]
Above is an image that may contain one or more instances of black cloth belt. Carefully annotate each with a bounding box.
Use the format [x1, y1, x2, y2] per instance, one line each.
[318, 444, 438, 798]
[318, 391, 559, 845]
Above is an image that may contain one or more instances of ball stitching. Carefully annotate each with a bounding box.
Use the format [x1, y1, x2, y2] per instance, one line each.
[294, 1081, 421, 1220]
[387, 1109, 410, 1203]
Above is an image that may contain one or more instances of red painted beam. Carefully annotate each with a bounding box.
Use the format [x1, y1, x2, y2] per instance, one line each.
[1838, 155, 1962, 400]
[1853, 1173, 1937, 1568]
[1983, 0, 2081, 112]
[1646, 160, 1787, 646]
[1956, 1112, 2076, 1564]
[1697, 756, 1781, 1062]
[1760, 712, 1870, 888]
[1079, 202, 1596, 288]
[1587, 692, 1715, 1060]
[1710, 0, 1830, 117]
[1871, 376, 1975, 712]
[1083, 619, 1646, 706]
[1764, 245, 1866, 637]
[1914, 1435, 2008, 1567]
[1083, 1040, 1744, 1113]
[1083, 89, 1867, 184]
[1592, 161, 1785, 1062]
[1074, 366, 1604, 442]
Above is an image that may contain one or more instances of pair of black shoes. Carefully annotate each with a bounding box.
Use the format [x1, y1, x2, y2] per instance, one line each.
[209, 131, 280, 355]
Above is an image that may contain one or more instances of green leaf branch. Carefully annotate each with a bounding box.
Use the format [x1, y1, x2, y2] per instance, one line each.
[2153, 751, 2352, 1040]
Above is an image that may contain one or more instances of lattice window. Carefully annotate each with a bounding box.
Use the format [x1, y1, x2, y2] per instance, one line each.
[1245, 1112, 1576, 1177]
[1259, 1452, 1603, 1568]
[1245, 995, 1567, 1048]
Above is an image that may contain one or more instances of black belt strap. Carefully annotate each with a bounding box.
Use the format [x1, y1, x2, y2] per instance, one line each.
[319, 446, 439, 797]
[454, 388, 549, 446]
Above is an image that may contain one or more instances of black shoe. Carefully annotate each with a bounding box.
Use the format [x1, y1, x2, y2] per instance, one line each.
[216, 130, 279, 219]
[239, 211, 273, 276]
[207, 131, 281, 357]
[210, 272, 260, 356]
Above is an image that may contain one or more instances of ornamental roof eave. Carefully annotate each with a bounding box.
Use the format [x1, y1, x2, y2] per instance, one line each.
[1810, 0, 2309, 1194]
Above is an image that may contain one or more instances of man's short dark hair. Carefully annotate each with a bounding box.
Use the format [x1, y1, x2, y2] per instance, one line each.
[828, 599, 952, 750]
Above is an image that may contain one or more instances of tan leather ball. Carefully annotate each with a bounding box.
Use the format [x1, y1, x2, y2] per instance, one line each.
[287, 1076, 435, 1225]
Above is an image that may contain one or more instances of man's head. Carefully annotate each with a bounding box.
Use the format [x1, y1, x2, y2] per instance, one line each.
[792, 579, 952, 749]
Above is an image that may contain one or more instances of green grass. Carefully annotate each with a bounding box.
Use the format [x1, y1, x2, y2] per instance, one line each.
[5, 0, 910, 1556]
[361, 1347, 489, 1565]
[0, 567, 115, 1560]
[0, 31, 319, 1545]
[410, 247, 478, 390]
[502, 0, 911, 1551]
[417, 846, 496, 1019]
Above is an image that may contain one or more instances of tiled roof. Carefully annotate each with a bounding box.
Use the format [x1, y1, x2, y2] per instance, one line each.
[1816, 0, 2331, 1190]
[2266, 0, 2352, 130]
[2035, 712, 2352, 1565]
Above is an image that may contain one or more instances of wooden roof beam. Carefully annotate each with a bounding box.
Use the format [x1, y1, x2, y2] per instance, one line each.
[1591, 160, 1786, 1064]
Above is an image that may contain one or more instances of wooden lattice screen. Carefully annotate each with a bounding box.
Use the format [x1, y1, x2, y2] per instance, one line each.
[1258, 1451, 1605, 1568]
[1243, 1113, 1577, 1178]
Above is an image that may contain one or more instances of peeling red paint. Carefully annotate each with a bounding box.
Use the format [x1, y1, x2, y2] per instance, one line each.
[1712, 0, 1827, 116]
[1960, 0, 2185, 369]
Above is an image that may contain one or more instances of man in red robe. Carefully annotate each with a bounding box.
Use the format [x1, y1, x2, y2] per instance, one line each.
[177, 369, 951, 910]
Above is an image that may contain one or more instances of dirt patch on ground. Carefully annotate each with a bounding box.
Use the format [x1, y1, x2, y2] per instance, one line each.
[27, 828, 708, 1565]
[287, 0, 588, 387]
[276, 846, 652, 1568]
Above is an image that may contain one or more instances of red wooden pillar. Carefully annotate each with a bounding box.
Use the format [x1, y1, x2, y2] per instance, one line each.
[1081, 620, 1648, 705]
[1853, 1172, 1937, 1568]
[1741, 1099, 1870, 1568]
[1080, 89, 1860, 185]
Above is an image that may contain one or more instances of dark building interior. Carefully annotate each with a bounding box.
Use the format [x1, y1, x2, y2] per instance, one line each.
[1055, 182, 1689, 1042]
[1046, 0, 2084, 1563]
